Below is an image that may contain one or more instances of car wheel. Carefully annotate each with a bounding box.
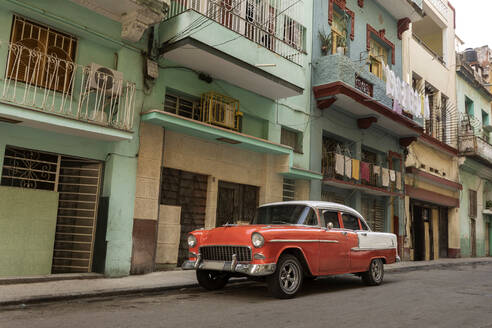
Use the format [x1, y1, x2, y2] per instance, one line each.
[267, 254, 304, 299]
[361, 258, 384, 286]
[196, 270, 230, 290]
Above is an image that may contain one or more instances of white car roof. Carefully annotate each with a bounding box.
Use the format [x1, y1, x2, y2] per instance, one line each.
[260, 201, 364, 219]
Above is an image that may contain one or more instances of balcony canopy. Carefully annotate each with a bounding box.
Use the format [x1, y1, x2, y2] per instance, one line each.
[375, 0, 424, 22]
[161, 37, 304, 100]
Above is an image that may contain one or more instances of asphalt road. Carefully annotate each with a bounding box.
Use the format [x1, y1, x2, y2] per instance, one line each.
[1, 263, 491, 328]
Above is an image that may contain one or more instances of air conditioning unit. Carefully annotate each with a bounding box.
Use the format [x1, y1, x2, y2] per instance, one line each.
[87, 63, 124, 95]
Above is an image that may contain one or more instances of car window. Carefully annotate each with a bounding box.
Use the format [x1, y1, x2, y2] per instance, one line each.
[342, 214, 360, 230]
[303, 208, 318, 226]
[323, 211, 340, 228]
[359, 218, 370, 231]
[253, 205, 315, 225]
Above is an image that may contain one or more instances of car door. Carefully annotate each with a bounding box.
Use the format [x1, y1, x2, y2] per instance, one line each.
[341, 213, 366, 272]
[318, 210, 350, 274]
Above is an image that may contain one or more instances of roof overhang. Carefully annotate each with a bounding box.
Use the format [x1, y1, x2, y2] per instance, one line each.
[313, 82, 422, 138]
[160, 38, 304, 100]
[141, 110, 293, 155]
[323, 178, 403, 197]
[406, 184, 459, 208]
[281, 167, 323, 181]
[0, 102, 133, 141]
[375, 0, 424, 22]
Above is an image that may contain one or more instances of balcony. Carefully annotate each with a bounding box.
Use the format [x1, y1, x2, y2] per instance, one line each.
[0, 43, 136, 140]
[312, 54, 422, 138]
[322, 151, 402, 196]
[159, 0, 306, 99]
[459, 133, 492, 166]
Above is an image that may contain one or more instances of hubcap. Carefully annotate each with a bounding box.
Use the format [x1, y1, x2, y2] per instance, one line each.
[279, 260, 300, 293]
[371, 260, 382, 281]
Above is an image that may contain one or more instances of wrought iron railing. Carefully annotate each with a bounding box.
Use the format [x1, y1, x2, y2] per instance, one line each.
[458, 113, 492, 163]
[1, 43, 136, 131]
[322, 151, 402, 193]
[167, 0, 306, 65]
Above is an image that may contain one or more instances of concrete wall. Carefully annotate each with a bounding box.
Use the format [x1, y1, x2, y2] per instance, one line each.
[0, 186, 58, 276]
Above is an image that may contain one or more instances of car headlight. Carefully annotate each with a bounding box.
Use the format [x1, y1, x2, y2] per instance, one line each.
[251, 232, 265, 248]
[187, 234, 197, 248]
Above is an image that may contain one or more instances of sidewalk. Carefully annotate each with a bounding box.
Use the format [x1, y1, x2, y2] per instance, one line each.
[1, 257, 491, 307]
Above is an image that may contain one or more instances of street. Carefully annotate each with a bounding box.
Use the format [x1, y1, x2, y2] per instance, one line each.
[1, 263, 491, 328]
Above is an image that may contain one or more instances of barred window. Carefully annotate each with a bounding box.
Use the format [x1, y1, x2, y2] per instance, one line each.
[281, 127, 302, 153]
[7, 16, 77, 92]
[282, 178, 295, 201]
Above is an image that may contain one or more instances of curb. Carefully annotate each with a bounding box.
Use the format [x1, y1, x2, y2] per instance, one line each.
[0, 273, 103, 286]
[1, 261, 490, 307]
[386, 260, 492, 273]
[0, 283, 199, 307]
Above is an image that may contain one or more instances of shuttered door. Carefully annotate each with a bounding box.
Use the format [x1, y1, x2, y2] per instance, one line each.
[361, 197, 385, 232]
[52, 158, 102, 273]
[321, 191, 345, 205]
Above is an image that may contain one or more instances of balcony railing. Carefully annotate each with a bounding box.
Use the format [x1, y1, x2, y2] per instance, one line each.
[167, 0, 306, 65]
[422, 102, 458, 148]
[1, 43, 136, 131]
[322, 151, 402, 193]
[459, 113, 492, 163]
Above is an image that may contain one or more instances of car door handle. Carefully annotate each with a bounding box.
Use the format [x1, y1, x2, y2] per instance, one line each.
[361, 233, 367, 236]
[341, 231, 347, 236]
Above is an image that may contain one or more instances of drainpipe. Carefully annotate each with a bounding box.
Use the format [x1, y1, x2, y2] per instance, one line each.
[5, 0, 141, 52]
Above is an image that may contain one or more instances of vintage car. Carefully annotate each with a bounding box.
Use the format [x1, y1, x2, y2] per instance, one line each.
[182, 201, 400, 298]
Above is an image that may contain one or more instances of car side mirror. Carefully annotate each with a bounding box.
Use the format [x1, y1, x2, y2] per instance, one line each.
[327, 222, 334, 230]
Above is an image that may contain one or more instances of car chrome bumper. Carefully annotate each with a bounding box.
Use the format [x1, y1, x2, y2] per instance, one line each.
[396, 255, 401, 262]
[182, 257, 276, 276]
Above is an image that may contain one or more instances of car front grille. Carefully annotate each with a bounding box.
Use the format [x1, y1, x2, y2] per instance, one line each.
[200, 245, 252, 262]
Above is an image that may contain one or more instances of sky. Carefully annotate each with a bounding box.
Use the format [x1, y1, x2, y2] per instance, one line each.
[452, 0, 492, 50]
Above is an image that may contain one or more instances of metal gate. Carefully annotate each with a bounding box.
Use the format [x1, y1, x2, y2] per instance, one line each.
[1, 146, 102, 273]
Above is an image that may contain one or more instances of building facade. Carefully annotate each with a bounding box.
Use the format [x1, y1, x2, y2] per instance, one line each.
[0, 0, 168, 277]
[400, 0, 461, 260]
[131, 0, 320, 273]
[456, 50, 492, 257]
[310, 0, 424, 255]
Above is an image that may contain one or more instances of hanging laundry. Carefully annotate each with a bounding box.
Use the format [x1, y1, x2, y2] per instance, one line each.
[360, 161, 370, 182]
[335, 153, 344, 175]
[424, 95, 430, 120]
[385, 64, 392, 98]
[420, 94, 425, 118]
[389, 169, 396, 182]
[352, 159, 360, 180]
[344, 156, 352, 178]
[393, 100, 403, 115]
[396, 171, 402, 190]
[382, 168, 390, 187]
[414, 89, 421, 118]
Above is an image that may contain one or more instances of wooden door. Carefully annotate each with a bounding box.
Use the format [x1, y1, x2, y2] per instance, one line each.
[439, 208, 448, 258]
[471, 218, 477, 257]
[216, 181, 258, 226]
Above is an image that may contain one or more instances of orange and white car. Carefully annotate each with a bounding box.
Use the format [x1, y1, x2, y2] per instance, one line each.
[182, 201, 400, 298]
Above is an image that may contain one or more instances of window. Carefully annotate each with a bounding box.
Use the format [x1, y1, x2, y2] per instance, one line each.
[283, 16, 304, 51]
[282, 178, 296, 201]
[465, 96, 474, 117]
[304, 209, 318, 226]
[253, 205, 314, 225]
[281, 127, 302, 153]
[482, 110, 489, 126]
[7, 16, 77, 92]
[164, 93, 201, 120]
[323, 211, 340, 228]
[469, 189, 477, 218]
[342, 213, 360, 230]
[359, 219, 370, 231]
[331, 11, 347, 54]
[369, 38, 388, 79]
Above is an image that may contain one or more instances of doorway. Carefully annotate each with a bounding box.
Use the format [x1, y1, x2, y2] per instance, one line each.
[216, 181, 259, 226]
[471, 218, 477, 257]
[439, 208, 449, 258]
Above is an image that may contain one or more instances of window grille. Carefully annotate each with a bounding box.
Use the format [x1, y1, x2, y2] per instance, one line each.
[282, 178, 296, 201]
[7, 16, 77, 93]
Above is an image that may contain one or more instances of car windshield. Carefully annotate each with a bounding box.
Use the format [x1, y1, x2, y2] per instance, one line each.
[251, 205, 315, 225]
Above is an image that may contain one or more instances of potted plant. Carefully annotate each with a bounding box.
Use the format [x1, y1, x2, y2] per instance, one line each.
[486, 200, 492, 209]
[318, 30, 330, 56]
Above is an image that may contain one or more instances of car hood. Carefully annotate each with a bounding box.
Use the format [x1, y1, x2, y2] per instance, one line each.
[196, 224, 317, 245]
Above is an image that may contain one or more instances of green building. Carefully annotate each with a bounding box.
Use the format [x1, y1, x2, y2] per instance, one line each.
[456, 51, 492, 257]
